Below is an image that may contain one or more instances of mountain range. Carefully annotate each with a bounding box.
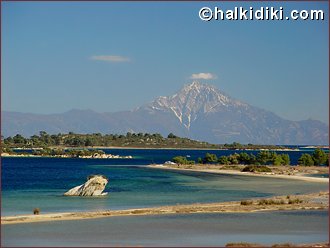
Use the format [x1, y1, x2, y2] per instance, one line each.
[2, 82, 328, 145]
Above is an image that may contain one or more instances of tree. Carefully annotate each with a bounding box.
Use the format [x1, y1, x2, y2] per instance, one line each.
[85, 138, 93, 146]
[298, 154, 314, 166]
[172, 156, 195, 165]
[273, 155, 283, 166]
[167, 133, 177, 139]
[256, 151, 272, 165]
[281, 154, 290, 165]
[312, 149, 327, 166]
[203, 153, 218, 163]
[13, 134, 26, 144]
[218, 156, 230, 165]
[51, 134, 61, 146]
[272, 154, 290, 166]
[228, 153, 240, 164]
[72, 137, 84, 146]
[232, 142, 242, 149]
[249, 154, 258, 165]
[39, 131, 48, 137]
[4, 136, 13, 145]
[238, 153, 251, 164]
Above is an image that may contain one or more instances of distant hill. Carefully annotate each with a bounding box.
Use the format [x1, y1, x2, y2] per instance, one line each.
[2, 82, 328, 145]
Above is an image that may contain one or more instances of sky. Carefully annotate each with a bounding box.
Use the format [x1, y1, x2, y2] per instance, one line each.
[2, 1, 329, 124]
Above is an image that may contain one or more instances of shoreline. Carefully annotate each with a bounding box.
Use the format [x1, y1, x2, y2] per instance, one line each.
[2, 191, 328, 225]
[0, 153, 132, 159]
[7, 145, 318, 151]
[148, 164, 329, 183]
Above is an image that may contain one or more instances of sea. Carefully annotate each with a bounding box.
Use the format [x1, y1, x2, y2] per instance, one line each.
[1, 148, 329, 246]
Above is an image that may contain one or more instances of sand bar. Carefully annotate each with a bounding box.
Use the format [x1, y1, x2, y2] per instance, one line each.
[2, 191, 328, 225]
[148, 164, 329, 183]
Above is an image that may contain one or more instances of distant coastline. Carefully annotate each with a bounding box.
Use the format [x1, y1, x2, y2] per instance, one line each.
[1, 152, 132, 159]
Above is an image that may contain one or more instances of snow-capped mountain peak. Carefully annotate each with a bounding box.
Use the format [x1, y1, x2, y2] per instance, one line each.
[144, 82, 247, 130]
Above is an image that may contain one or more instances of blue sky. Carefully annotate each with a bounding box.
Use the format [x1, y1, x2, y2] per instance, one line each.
[2, 1, 329, 124]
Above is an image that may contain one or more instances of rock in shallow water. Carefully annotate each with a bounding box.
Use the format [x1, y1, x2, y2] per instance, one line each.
[64, 175, 108, 196]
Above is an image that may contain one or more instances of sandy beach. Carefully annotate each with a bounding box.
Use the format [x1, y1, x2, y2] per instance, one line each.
[2, 191, 328, 225]
[147, 164, 329, 183]
[2, 163, 328, 225]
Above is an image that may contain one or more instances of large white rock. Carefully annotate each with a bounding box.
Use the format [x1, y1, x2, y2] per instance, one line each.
[64, 175, 108, 196]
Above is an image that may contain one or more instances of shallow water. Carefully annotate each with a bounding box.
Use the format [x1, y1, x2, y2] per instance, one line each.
[2, 210, 328, 247]
[2, 157, 328, 216]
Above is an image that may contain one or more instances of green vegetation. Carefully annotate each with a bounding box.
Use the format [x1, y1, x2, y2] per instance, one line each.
[256, 151, 290, 165]
[2, 131, 288, 150]
[298, 148, 328, 166]
[34, 149, 106, 158]
[240, 200, 253, 206]
[241, 165, 272, 173]
[2, 132, 328, 167]
[226, 242, 309, 248]
[170, 149, 328, 167]
[2, 131, 212, 149]
[225, 242, 262, 247]
[257, 199, 285, 205]
[311, 148, 328, 165]
[298, 154, 314, 166]
[198, 151, 290, 166]
[288, 198, 303, 204]
[203, 153, 218, 163]
[172, 156, 195, 165]
[271, 244, 295, 248]
[2, 148, 108, 158]
[240, 196, 304, 208]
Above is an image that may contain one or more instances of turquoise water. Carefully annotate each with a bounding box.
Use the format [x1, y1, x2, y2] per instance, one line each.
[2, 210, 328, 246]
[2, 157, 328, 216]
[2, 155, 329, 246]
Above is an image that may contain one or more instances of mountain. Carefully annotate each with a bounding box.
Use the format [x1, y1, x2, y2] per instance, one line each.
[2, 82, 328, 145]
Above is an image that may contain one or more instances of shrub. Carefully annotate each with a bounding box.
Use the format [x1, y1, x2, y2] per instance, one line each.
[271, 243, 295, 247]
[241, 165, 272, 173]
[33, 208, 40, 215]
[226, 242, 262, 247]
[240, 200, 253, 206]
[257, 199, 285, 205]
[272, 154, 291, 166]
[203, 153, 218, 163]
[172, 156, 195, 165]
[218, 156, 230, 165]
[312, 148, 328, 166]
[288, 198, 303, 204]
[298, 154, 314, 166]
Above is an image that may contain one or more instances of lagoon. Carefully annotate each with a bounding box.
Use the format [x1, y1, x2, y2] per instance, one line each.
[2, 210, 328, 246]
[1, 150, 328, 246]
[2, 157, 328, 216]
